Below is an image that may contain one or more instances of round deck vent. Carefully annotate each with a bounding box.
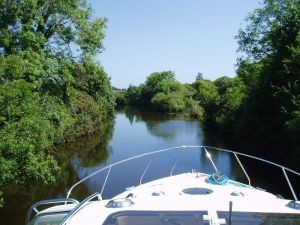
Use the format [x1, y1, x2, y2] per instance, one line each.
[182, 188, 213, 195]
[105, 198, 134, 208]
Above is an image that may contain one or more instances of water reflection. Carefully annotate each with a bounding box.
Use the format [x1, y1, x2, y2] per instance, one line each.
[123, 107, 183, 139]
[71, 108, 235, 200]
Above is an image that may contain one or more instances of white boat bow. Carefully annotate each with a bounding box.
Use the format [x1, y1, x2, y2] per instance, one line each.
[26, 145, 300, 225]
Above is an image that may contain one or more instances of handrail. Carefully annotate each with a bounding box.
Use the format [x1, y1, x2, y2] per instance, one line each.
[59, 192, 101, 225]
[100, 166, 112, 196]
[25, 198, 79, 224]
[282, 168, 298, 201]
[204, 147, 218, 172]
[201, 145, 300, 176]
[66, 146, 187, 198]
[233, 153, 251, 186]
[66, 145, 300, 201]
[140, 158, 152, 185]
[170, 148, 184, 176]
[202, 145, 300, 200]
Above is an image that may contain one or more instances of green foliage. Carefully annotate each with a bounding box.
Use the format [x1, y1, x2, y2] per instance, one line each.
[124, 84, 144, 106]
[72, 58, 115, 116]
[0, 50, 76, 104]
[192, 80, 220, 126]
[215, 78, 246, 133]
[185, 98, 205, 120]
[0, 0, 106, 57]
[213, 76, 235, 95]
[231, 0, 300, 166]
[193, 80, 220, 108]
[66, 90, 104, 139]
[145, 71, 176, 97]
[0, 0, 114, 206]
[115, 90, 126, 107]
[236, 60, 262, 93]
[123, 72, 203, 119]
[0, 80, 69, 185]
[236, 0, 300, 61]
[151, 92, 186, 113]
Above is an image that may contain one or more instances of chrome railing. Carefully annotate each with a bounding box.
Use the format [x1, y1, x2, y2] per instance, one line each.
[25, 198, 79, 224]
[58, 192, 102, 225]
[66, 145, 300, 201]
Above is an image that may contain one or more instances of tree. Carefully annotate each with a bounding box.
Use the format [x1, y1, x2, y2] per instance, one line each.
[235, 0, 300, 164]
[0, 0, 114, 205]
[193, 80, 220, 109]
[193, 80, 220, 127]
[215, 78, 246, 133]
[0, 0, 106, 57]
[236, 0, 300, 61]
[213, 76, 235, 95]
[151, 92, 186, 113]
[145, 71, 175, 96]
[196, 72, 203, 81]
[125, 84, 144, 106]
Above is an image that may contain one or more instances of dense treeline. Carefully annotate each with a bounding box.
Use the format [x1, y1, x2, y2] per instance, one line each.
[233, 0, 300, 166]
[117, 69, 238, 124]
[119, 0, 300, 168]
[0, 0, 114, 205]
[117, 71, 205, 119]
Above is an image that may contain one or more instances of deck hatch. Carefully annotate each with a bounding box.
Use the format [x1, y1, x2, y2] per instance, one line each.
[182, 187, 213, 195]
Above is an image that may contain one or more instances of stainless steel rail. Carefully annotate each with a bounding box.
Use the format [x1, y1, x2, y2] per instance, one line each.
[25, 198, 79, 224]
[66, 146, 187, 198]
[204, 147, 218, 172]
[59, 192, 101, 225]
[282, 168, 298, 201]
[170, 148, 184, 176]
[202, 145, 299, 201]
[233, 153, 251, 186]
[66, 145, 300, 201]
[100, 166, 112, 196]
[140, 158, 152, 185]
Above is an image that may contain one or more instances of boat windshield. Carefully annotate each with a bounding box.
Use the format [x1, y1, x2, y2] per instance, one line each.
[28, 212, 69, 225]
[102, 210, 300, 225]
[103, 211, 208, 225]
[217, 211, 300, 225]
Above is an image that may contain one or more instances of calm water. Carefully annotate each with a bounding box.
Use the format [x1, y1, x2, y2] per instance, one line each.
[1, 108, 298, 225]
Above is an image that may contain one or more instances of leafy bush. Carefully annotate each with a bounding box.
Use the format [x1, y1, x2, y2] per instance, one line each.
[73, 59, 115, 116]
[66, 90, 104, 139]
[115, 90, 126, 107]
[151, 92, 186, 113]
[192, 80, 220, 127]
[125, 85, 144, 106]
[0, 80, 71, 186]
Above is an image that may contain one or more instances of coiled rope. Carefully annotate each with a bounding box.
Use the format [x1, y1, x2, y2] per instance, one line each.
[207, 172, 229, 185]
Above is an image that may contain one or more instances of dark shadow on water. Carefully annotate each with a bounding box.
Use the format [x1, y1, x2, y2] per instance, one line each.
[0, 118, 115, 225]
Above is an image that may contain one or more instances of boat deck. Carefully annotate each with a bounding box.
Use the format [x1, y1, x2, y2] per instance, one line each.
[64, 172, 299, 225]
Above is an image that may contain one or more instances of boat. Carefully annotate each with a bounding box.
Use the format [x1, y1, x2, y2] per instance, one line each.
[26, 145, 300, 225]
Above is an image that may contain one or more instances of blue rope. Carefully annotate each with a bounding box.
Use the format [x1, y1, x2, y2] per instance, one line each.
[207, 172, 229, 185]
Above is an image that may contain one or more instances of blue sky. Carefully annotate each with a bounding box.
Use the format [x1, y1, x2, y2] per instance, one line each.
[88, 0, 261, 88]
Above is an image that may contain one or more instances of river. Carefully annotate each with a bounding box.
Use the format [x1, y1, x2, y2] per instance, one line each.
[0, 108, 298, 225]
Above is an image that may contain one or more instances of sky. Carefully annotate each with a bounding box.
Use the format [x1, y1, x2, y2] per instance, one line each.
[88, 0, 261, 89]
